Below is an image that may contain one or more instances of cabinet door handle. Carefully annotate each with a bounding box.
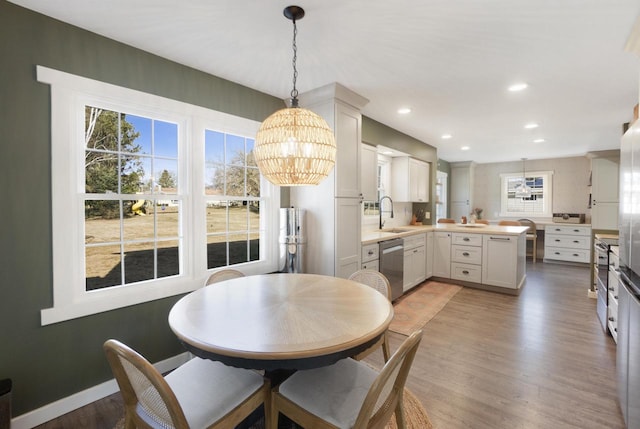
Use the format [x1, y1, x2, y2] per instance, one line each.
[368, 250, 374, 256]
[573, 253, 579, 257]
[555, 252, 561, 255]
[462, 252, 470, 256]
[573, 240, 580, 243]
[462, 270, 469, 275]
[463, 237, 470, 241]
[489, 236, 510, 241]
[609, 317, 615, 322]
[555, 239, 561, 242]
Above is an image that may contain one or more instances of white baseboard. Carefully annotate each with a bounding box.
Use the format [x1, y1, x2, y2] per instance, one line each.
[11, 352, 190, 429]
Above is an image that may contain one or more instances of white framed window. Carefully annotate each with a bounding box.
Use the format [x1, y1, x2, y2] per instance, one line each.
[499, 170, 553, 218]
[38, 66, 280, 325]
[362, 154, 391, 225]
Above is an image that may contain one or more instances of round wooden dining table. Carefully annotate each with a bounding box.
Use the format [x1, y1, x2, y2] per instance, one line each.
[168, 273, 394, 371]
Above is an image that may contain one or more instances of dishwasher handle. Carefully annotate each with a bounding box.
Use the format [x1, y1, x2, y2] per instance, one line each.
[382, 245, 404, 254]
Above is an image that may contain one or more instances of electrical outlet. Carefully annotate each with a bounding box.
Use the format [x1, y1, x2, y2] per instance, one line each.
[424, 211, 431, 219]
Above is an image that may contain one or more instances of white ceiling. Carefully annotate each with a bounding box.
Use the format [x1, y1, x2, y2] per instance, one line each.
[10, 0, 640, 163]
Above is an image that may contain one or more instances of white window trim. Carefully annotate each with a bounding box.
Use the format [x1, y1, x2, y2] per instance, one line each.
[499, 170, 553, 218]
[38, 66, 280, 325]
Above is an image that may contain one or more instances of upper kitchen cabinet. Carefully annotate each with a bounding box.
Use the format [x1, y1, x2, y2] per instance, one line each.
[450, 161, 475, 221]
[391, 157, 430, 202]
[591, 155, 620, 230]
[361, 143, 378, 201]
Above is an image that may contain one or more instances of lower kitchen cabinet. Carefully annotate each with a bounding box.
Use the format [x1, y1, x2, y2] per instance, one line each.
[544, 225, 591, 264]
[482, 234, 525, 289]
[425, 232, 434, 279]
[361, 243, 379, 271]
[403, 234, 426, 291]
[433, 232, 451, 278]
[451, 232, 483, 283]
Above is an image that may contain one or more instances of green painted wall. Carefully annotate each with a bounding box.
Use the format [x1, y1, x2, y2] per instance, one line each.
[362, 116, 438, 223]
[0, 1, 285, 416]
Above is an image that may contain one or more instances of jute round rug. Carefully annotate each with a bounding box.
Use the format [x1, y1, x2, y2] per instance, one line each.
[114, 388, 434, 428]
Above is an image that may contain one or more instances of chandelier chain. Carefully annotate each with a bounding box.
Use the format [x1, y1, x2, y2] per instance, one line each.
[291, 18, 299, 102]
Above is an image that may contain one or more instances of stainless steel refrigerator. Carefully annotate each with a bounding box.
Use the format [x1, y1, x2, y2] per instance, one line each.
[617, 122, 640, 428]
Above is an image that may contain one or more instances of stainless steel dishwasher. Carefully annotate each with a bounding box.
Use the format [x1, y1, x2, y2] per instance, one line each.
[379, 238, 404, 301]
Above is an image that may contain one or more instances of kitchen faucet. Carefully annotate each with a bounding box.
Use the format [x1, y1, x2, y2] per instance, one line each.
[379, 196, 394, 229]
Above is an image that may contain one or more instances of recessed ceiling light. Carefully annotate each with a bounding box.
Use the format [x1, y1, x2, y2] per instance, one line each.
[397, 107, 412, 114]
[441, 134, 452, 139]
[524, 123, 539, 129]
[508, 83, 528, 92]
[533, 138, 545, 143]
[461, 146, 470, 151]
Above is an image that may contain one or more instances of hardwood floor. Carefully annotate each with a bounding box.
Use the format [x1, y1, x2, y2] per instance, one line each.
[35, 262, 623, 429]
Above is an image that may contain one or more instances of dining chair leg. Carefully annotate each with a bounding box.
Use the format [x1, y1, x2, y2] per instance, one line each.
[382, 334, 391, 363]
[395, 397, 407, 429]
[269, 390, 279, 429]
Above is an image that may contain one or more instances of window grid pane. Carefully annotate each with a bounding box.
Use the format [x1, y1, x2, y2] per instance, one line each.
[205, 129, 262, 269]
[84, 106, 181, 291]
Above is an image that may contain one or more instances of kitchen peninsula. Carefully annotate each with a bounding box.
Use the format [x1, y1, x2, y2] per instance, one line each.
[362, 223, 528, 297]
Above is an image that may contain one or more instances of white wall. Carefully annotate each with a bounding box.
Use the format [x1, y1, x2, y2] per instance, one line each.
[473, 156, 591, 222]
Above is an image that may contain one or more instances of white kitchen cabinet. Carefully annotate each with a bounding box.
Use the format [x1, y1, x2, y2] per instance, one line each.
[482, 234, 525, 289]
[591, 157, 620, 230]
[403, 234, 426, 291]
[360, 144, 378, 202]
[391, 157, 430, 202]
[433, 232, 451, 278]
[450, 162, 475, 222]
[544, 225, 592, 264]
[451, 233, 482, 283]
[336, 197, 363, 278]
[608, 247, 620, 342]
[291, 84, 369, 278]
[425, 231, 434, 279]
[361, 242, 379, 271]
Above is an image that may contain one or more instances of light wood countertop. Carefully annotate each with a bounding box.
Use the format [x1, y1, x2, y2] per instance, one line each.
[362, 224, 528, 245]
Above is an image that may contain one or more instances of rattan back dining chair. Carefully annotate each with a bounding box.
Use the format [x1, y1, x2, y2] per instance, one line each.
[348, 269, 392, 362]
[205, 268, 245, 286]
[104, 339, 271, 429]
[270, 329, 423, 429]
[518, 218, 537, 262]
[474, 219, 490, 225]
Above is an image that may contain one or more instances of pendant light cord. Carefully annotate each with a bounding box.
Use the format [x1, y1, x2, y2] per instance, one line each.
[290, 18, 299, 107]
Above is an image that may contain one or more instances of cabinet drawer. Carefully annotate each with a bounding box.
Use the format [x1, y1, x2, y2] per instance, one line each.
[451, 262, 482, 283]
[608, 295, 618, 341]
[545, 225, 591, 236]
[404, 234, 426, 250]
[545, 248, 590, 263]
[545, 234, 591, 250]
[452, 233, 482, 246]
[609, 270, 620, 297]
[362, 260, 379, 271]
[451, 245, 482, 265]
[362, 243, 379, 263]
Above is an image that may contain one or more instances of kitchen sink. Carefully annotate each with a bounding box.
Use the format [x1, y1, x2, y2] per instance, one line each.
[380, 228, 411, 234]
